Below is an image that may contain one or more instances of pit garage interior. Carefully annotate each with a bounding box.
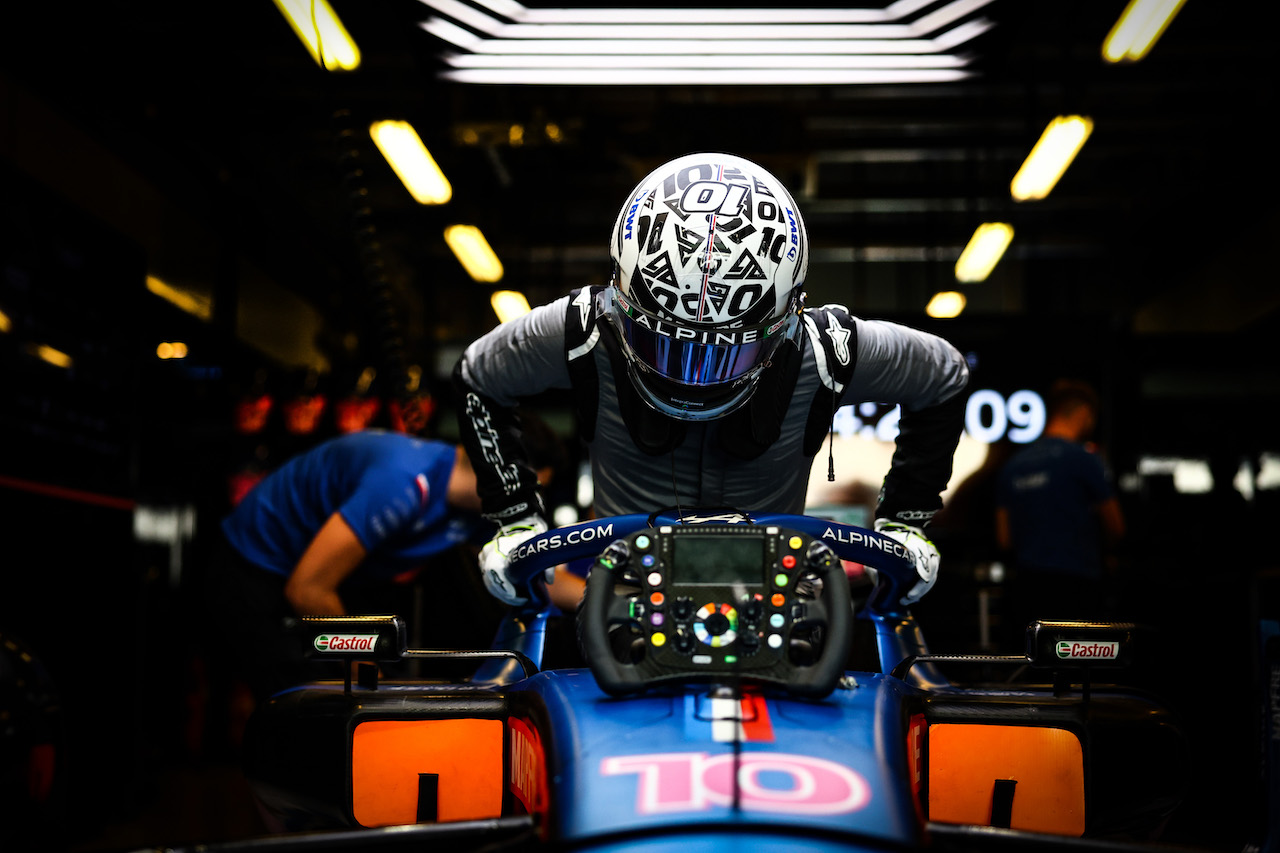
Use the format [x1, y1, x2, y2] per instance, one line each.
[0, 1, 1277, 851]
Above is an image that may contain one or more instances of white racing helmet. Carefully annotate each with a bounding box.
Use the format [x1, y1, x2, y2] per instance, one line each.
[603, 152, 808, 421]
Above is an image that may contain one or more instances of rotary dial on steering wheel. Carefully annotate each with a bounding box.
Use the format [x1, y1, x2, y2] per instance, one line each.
[693, 603, 738, 647]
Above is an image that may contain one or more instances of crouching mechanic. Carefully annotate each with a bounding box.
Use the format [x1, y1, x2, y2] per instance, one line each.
[454, 152, 969, 610]
[205, 429, 490, 700]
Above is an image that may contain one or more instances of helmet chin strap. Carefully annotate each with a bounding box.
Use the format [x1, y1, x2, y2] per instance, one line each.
[827, 387, 837, 482]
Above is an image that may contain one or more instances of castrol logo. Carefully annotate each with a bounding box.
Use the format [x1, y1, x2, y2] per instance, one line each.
[314, 634, 379, 653]
[1055, 640, 1118, 660]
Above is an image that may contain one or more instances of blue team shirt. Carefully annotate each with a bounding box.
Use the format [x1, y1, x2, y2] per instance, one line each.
[222, 430, 488, 581]
[996, 436, 1114, 578]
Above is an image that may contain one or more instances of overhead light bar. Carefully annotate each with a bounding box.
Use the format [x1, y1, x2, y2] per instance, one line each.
[1102, 0, 1188, 63]
[146, 275, 213, 320]
[468, 0, 942, 24]
[423, 16, 992, 54]
[490, 290, 532, 323]
[271, 0, 361, 71]
[955, 222, 1014, 283]
[443, 68, 971, 85]
[442, 53, 969, 70]
[926, 291, 967, 318]
[424, 17, 993, 55]
[445, 225, 504, 282]
[419, 0, 993, 40]
[1010, 116, 1093, 202]
[369, 121, 452, 205]
[32, 343, 73, 369]
[419, 2, 996, 86]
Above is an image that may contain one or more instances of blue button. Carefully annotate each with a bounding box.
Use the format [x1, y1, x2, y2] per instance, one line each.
[642, 554, 656, 567]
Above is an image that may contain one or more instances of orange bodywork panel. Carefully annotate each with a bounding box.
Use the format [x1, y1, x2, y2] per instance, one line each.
[927, 723, 1085, 836]
[351, 719, 504, 827]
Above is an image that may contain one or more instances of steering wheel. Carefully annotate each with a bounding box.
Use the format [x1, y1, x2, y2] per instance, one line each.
[576, 523, 851, 698]
[503, 512, 918, 694]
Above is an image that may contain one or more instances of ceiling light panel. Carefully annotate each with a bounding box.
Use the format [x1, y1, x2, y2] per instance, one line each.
[469, 0, 942, 24]
[423, 17, 993, 55]
[420, 0, 993, 39]
[419, 1, 996, 85]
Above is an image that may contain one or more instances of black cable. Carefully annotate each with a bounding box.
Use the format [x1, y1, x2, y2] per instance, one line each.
[329, 109, 425, 433]
[669, 451, 685, 523]
[827, 387, 836, 482]
[302, 4, 428, 435]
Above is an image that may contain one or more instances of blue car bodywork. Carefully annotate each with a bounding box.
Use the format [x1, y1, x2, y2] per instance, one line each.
[239, 513, 1195, 852]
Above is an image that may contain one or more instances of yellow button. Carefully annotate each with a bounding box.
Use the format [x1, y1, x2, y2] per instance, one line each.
[651, 632, 667, 647]
[789, 535, 803, 549]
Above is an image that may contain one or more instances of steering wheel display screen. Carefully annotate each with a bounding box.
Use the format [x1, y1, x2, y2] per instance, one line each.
[671, 534, 766, 585]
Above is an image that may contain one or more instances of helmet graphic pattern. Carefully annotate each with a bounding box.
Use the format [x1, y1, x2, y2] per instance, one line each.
[611, 153, 808, 328]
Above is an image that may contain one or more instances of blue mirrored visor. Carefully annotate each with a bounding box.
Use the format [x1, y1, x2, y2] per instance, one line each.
[605, 290, 797, 386]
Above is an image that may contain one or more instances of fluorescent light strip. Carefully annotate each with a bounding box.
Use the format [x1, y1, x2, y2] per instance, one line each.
[954, 222, 1014, 283]
[442, 68, 972, 85]
[369, 121, 452, 205]
[926, 291, 966, 318]
[146, 275, 213, 320]
[421, 17, 993, 55]
[420, 0, 993, 40]
[1102, 0, 1188, 63]
[468, 0, 943, 24]
[1010, 116, 1093, 202]
[445, 225, 504, 282]
[272, 0, 361, 70]
[442, 52, 970, 69]
[490, 290, 532, 323]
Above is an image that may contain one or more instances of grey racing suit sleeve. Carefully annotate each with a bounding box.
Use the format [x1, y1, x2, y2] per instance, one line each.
[847, 318, 971, 528]
[452, 296, 574, 523]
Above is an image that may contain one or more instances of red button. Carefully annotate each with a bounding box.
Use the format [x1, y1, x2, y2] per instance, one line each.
[782, 555, 796, 569]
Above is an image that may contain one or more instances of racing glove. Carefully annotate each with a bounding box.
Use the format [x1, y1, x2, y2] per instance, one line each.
[873, 519, 940, 606]
[478, 515, 552, 606]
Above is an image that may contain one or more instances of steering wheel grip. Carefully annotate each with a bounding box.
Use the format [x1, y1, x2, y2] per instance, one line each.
[793, 564, 852, 697]
[578, 556, 636, 695]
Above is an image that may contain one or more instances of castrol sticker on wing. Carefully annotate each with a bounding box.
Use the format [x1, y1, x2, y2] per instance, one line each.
[313, 634, 379, 653]
[1055, 640, 1119, 660]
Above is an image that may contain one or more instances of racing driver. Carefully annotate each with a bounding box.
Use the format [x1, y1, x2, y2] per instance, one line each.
[453, 152, 970, 609]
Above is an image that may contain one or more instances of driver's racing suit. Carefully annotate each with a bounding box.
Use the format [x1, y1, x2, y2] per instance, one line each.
[454, 286, 970, 527]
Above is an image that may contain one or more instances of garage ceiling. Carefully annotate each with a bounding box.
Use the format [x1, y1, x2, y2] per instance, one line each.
[2, 0, 1276, 388]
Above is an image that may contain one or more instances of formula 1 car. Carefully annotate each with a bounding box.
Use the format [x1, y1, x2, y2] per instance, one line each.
[236, 511, 1195, 852]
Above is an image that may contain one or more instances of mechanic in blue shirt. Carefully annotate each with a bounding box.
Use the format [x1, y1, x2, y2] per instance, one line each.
[206, 429, 491, 699]
[994, 380, 1125, 635]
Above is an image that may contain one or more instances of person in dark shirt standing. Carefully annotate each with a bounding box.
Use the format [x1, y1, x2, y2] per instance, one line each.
[995, 380, 1125, 639]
